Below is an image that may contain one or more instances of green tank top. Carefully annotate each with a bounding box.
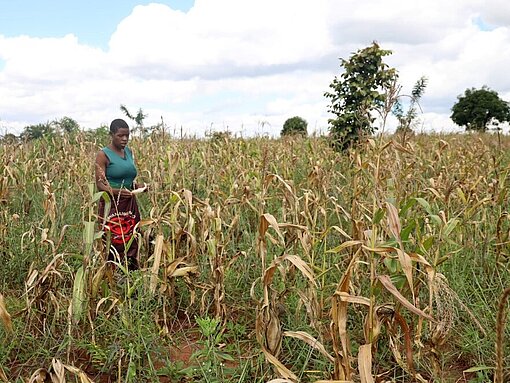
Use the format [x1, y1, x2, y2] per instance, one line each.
[102, 146, 137, 190]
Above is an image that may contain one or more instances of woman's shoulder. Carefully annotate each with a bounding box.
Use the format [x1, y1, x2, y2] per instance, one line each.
[96, 148, 109, 162]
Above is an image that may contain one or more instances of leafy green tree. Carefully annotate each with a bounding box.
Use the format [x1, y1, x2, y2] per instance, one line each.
[324, 42, 398, 151]
[54, 116, 80, 135]
[20, 122, 54, 141]
[450, 86, 510, 132]
[281, 116, 308, 136]
[85, 124, 110, 146]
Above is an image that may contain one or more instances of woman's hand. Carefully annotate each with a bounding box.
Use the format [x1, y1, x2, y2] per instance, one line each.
[132, 183, 149, 194]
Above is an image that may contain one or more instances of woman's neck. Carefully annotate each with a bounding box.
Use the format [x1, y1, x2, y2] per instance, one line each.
[109, 144, 125, 153]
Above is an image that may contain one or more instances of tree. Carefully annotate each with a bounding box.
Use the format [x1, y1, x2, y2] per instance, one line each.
[120, 104, 148, 136]
[393, 76, 428, 135]
[450, 86, 510, 132]
[20, 122, 54, 141]
[85, 124, 110, 145]
[54, 116, 80, 135]
[281, 116, 308, 136]
[324, 42, 398, 151]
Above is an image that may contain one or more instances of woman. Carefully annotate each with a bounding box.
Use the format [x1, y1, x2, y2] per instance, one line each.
[95, 118, 147, 270]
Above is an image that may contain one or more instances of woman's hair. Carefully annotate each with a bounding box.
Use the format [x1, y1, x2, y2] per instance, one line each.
[110, 119, 129, 134]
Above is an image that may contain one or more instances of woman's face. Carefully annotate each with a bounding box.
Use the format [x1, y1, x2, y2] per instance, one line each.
[111, 127, 130, 149]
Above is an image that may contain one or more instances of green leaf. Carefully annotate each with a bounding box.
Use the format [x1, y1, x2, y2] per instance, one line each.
[384, 258, 399, 274]
[401, 221, 416, 242]
[372, 208, 385, 224]
[72, 266, 87, 324]
[399, 198, 417, 216]
[429, 214, 442, 226]
[415, 197, 432, 214]
[421, 236, 434, 251]
[390, 274, 407, 290]
[443, 218, 459, 237]
[217, 351, 235, 361]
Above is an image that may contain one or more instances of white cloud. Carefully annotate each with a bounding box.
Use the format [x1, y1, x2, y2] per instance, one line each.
[0, 0, 510, 137]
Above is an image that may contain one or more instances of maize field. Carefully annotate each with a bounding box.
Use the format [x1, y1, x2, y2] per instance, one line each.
[1, 131, 510, 382]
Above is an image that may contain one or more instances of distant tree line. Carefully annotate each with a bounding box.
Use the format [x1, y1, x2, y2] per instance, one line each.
[0, 105, 164, 144]
[2, 64, 509, 146]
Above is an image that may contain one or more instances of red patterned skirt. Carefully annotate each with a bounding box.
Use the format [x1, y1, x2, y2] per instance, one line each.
[98, 194, 140, 270]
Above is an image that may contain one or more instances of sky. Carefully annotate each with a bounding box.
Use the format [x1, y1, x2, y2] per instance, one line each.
[0, 0, 509, 137]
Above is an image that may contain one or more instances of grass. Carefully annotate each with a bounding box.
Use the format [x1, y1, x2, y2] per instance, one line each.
[1, 131, 510, 382]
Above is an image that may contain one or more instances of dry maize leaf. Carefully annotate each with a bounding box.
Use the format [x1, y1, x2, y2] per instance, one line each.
[361, 245, 396, 253]
[327, 240, 363, 253]
[336, 292, 370, 307]
[378, 275, 434, 321]
[265, 173, 295, 198]
[259, 214, 269, 237]
[266, 309, 282, 355]
[137, 218, 156, 227]
[0, 293, 12, 333]
[26, 269, 39, 288]
[149, 234, 164, 294]
[166, 257, 185, 275]
[63, 364, 94, 383]
[298, 230, 312, 256]
[51, 358, 65, 383]
[170, 266, 199, 277]
[281, 254, 316, 287]
[387, 332, 404, 369]
[267, 379, 295, 383]
[393, 311, 415, 373]
[28, 368, 49, 383]
[279, 223, 308, 231]
[330, 225, 352, 239]
[331, 249, 361, 380]
[391, 140, 414, 154]
[363, 307, 381, 344]
[408, 252, 432, 267]
[425, 187, 443, 201]
[295, 289, 321, 331]
[385, 202, 401, 240]
[395, 248, 414, 296]
[0, 366, 8, 382]
[284, 330, 335, 363]
[261, 348, 298, 382]
[386, 202, 414, 294]
[182, 188, 193, 211]
[358, 344, 375, 383]
[95, 297, 119, 317]
[90, 263, 106, 298]
[261, 213, 285, 244]
[262, 264, 279, 290]
[314, 381, 353, 383]
[250, 277, 262, 303]
[386, 331, 428, 383]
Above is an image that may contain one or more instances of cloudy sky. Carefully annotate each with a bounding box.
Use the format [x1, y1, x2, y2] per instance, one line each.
[0, 0, 509, 137]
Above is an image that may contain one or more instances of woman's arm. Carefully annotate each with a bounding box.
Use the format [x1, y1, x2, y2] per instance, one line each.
[95, 150, 110, 192]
